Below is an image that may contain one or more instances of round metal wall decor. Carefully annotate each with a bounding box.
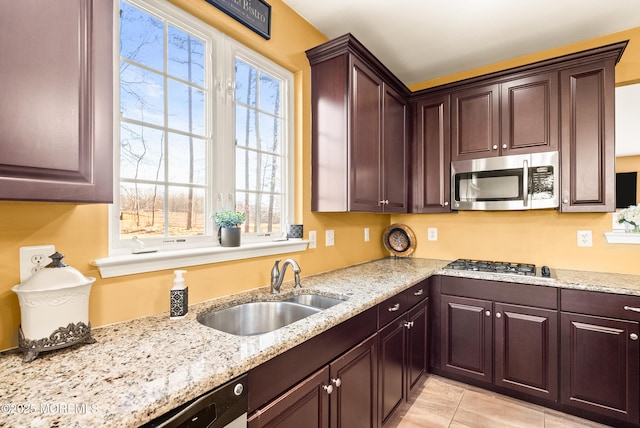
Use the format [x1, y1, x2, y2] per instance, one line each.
[383, 223, 416, 257]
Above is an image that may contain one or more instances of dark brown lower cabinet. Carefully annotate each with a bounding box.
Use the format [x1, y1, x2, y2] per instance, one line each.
[249, 334, 378, 428]
[440, 290, 558, 401]
[379, 298, 429, 425]
[560, 312, 640, 424]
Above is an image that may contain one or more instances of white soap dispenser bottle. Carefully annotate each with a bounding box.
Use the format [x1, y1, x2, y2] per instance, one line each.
[170, 270, 188, 319]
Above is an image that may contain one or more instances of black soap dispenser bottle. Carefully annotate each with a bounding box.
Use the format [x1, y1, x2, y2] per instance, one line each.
[170, 270, 188, 319]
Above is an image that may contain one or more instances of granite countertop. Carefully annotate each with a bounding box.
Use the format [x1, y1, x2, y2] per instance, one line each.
[1, 257, 639, 428]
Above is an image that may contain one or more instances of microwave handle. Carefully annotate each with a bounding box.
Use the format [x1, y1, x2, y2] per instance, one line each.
[523, 159, 529, 207]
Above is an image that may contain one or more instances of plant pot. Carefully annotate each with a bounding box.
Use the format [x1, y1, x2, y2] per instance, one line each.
[219, 226, 241, 247]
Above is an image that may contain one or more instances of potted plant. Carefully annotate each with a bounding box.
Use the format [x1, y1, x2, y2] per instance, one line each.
[213, 210, 247, 247]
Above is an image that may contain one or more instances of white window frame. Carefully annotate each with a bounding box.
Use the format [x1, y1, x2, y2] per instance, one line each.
[95, 0, 302, 278]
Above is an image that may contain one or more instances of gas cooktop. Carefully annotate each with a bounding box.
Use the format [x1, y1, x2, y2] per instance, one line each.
[443, 259, 553, 279]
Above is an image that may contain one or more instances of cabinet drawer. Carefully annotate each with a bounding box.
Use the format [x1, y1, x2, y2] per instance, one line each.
[378, 294, 408, 327]
[440, 276, 557, 309]
[561, 288, 640, 321]
[406, 281, 428, 308]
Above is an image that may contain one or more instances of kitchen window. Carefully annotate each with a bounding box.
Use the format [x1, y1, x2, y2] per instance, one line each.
[100, 0, 299, 276]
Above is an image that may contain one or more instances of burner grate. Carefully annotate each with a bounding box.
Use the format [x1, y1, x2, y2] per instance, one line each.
[444, 259, 539, 277]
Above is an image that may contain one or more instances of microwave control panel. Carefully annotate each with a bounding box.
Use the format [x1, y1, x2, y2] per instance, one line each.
[531, 166, 554, 199]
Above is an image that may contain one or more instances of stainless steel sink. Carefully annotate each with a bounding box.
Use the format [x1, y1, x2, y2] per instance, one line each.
[198, 294, 347, 336]
[198, 301, 322, 336]
[283, 294, 345, 309]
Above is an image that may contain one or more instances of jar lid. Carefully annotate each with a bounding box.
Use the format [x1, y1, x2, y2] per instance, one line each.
[13, 252, 95, 292]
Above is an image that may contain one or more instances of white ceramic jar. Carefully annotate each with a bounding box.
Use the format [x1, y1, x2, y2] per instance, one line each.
[11, 252, 95, 361]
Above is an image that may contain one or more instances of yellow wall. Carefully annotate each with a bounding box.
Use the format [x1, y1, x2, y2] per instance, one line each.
[397, 26, 640, 276]
[1, 4, 640, 351]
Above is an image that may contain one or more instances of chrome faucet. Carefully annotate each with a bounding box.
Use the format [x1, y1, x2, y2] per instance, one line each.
[271, 259, 302, 294]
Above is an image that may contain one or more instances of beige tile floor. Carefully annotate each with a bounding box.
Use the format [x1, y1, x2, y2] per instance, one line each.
[385, 375, 612, 428]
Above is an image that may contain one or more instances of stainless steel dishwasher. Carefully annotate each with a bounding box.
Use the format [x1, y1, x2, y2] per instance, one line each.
[142, 374, 247, 428]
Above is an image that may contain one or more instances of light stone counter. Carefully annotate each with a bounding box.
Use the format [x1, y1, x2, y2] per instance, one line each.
[1, 257, 639, 428]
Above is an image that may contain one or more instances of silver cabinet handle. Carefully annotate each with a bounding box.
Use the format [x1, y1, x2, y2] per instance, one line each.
[631, 333, 639, 341]
[323, 384, 333, 394]
[496, 312, 502, 318]
[485, 310, 491, 317]
[502, 144, 507, 149]
[492, 145, 498, 150]
[388, 303, 400, 312]
[378, 200, 389, 205]
[404, 321, 414, 329]
[331, 378, 341, 388]
[563, 198, 569, 204]
[414, 289, 424, 296]
[444, 201, 449, 206]
[624, 306, 640, 313]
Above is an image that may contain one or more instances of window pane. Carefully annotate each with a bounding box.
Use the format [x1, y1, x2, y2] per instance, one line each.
[236, 192, 256, 233]
[259, 194, 282, 233]
[120, 1, 164, 72]
[259, 112, 281, 154]
[120, 62, 165, 125]
[168, 186, 205, 236]
[260, 154, 281, 193]
[235, 105, 257, 149]
[120, 123, 165, 181]
[119, 182, 166, 239]
[168, 133, 206, 185]
[236, 147, 258, 191]
[168, 79, 205, 134]
[168, 26, 204, 86]
[235, 60, 257, 107]
[259, 73, 281, 115]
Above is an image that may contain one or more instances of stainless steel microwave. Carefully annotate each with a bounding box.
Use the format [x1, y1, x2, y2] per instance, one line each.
[451, 151, 559, 211]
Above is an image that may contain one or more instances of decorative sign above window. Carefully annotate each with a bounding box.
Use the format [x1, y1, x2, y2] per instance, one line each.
[205, 0, 271, 40]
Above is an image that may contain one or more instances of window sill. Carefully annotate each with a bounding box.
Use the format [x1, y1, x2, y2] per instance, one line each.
[91, 240, 309, 278]
[605, 232, 640, 245]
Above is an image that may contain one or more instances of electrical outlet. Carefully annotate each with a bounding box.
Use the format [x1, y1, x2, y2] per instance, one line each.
[364, 227, 370, 242]
[428, 228, 438, 241]
[326, 229, 335, 247]
[20, 245, 55, 283]
[308, 231, 317, 249]
[577, 230, 592, 247]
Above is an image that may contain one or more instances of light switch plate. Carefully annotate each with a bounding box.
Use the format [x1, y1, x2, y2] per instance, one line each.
[326, 230, 335, 247]
[364, 227, 370, 242]
[308, 230, 317, 249]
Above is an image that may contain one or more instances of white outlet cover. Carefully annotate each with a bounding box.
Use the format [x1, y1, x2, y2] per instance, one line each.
[308, 230, 317, 249]
[428, 228, 438, 241]
[577, 230, 592, 247]
[364, 227, 370, 242]
[20, 245, 55, 283]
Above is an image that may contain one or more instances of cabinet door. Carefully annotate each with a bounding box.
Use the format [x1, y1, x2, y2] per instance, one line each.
[407, 299, 429, 394]
[501, 72, 558, 155]
[451, 84, 500, 161]
[0, 0, 113, 202]
[559, 59, 616, 212]
[378, 318, 406, 425]
[330, 334, 378, 428]
[494, 303, 558, 401]
[350, 57, 383, 212]
[411, 95, 451, 213]
[560, 312, 640, 425]
[440, 295, 493, 384]
[248, 366, 330, 428]
[382, 84, 408, 213]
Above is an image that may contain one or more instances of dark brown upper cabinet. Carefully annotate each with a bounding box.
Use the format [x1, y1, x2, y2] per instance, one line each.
[410, 94, 451, 213]
[0, 0, 113, 203]
[307, 34, 409, 213]
[560, 56, 617, 212]
[451, 73, 558, 161]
